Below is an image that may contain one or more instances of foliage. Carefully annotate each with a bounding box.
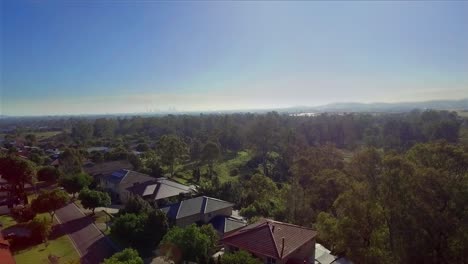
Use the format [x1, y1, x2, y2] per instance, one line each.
[120, 195, 152, 215]
[156, 134, 187, 177]
[160, 224, 218, 263]
[59, 148, 84, 174]
[0, 155, 36, 199]
[78, 188, 111, 214]
[60, 172, 92, 197]
[103, 248, 143, 264]
[31, 189, 70, 220]
[201, 141, 221, 179]
[11, 204, 37, 222]
[111, 209, 168, 255]
[316, 142, 468, 263]
[72, 120, 94, 142]
[28, 215, 52, 243]
[221, 250, 262, 264]
[37, 166, 61, 183]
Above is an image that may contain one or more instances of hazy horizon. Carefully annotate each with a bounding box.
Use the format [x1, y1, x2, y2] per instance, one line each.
[2, 1, 468, 116]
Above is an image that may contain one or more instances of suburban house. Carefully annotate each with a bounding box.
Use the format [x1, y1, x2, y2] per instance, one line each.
[222, 219, 317, 264]
[83, 160, 133, 177]
[314, 243, 351, 264]
[161, 196, 246, 235]
[100, 169, 193, 204]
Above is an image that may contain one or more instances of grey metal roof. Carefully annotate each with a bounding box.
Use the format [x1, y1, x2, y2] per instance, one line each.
[142, 184, 158, 197]
[153, 178, 192, 200]
[176, 196, 205, 219]
[121, 172, 192, 200]
[224, 217, 247, 233]
[162, 196, 233, 220]
[205, 197, 234, 214]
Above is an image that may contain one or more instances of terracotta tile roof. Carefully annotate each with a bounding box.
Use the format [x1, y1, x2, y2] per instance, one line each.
[222, 218, 317, 260]
[0, 233, 15, 264]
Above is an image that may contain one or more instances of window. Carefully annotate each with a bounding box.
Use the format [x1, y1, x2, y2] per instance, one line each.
[266, 257, 276, 264]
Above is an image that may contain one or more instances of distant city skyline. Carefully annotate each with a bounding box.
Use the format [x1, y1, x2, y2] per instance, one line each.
[2, 1, 468, 116]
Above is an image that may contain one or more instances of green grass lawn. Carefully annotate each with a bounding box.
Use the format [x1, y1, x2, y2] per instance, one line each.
[30, 131, 62, 141]
[172, 150, 253, 184]
[13, 235, 80, 264]
[0, 215, 18, 229]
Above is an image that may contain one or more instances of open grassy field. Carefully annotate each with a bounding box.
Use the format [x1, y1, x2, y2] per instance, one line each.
[13, 235, 80, 264]
[456, 110, 468, 118]
[32, 131, 63, 141]
[172, 150, 253, 184]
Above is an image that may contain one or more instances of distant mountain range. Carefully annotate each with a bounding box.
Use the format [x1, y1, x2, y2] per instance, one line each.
[285, 98, 468, 113]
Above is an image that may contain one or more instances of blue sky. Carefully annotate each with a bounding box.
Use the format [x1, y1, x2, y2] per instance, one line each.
[1, 1, 468, 115]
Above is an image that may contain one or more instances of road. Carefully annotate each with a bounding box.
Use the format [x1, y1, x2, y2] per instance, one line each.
[55, 203, 117, 264]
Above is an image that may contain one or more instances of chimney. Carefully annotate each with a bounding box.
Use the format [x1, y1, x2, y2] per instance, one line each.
[272, 225, 275, 233]
[281, 237, 285, 257]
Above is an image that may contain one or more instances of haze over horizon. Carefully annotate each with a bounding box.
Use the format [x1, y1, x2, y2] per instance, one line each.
[1, 1, 468, 116]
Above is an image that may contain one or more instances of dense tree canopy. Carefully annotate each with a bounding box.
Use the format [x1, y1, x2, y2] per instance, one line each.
[31, 189, 70, 221]
[37, 166, 61, 183]
[160, 224, 218, 263]
[0, 156, 36, 200]
[111, 198, 168, 256]
[221, 250, 262, 264]
[103, 248, 143, 264]
[78, 188, 111, 214]
[60, 172, 92, 197]
[156, 135, 188, 177]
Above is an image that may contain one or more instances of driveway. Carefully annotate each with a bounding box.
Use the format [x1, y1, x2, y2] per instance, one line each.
[55, 203, 117, 264]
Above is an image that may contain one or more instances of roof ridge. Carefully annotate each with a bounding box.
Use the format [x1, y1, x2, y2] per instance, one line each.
[267, 222, 281, 259]
[120, 169, 131, 182]
[205, 196, 235, 205]
[202, 196, 208, 214]
[223, 220, 269, 239]
[265, 218, 316, 231]
[176, 199, 184, 219]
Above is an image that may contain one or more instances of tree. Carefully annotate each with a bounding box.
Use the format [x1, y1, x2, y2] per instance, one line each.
[201, 141, 220, 179]
[120, 195, 152, 215]
[31, 189, 70, 221]
[160, 224, 218, 263]
[59, 148, 83, 175]
[156, 135, 187, 177]
[0, 156, 36, 202]
[37, 166, 61, 183]
[78, 189, 111, 214]
[111, 209, 168, 254]
[103, 248, 143, 264]
[221, 250, 262, 264]
[60, 172, 92, 198]
[72, 120, 94, 142]
[136, 143, 149, 152]
[93, 118, 117, 138]
[25, 134, 37, 146]
[28, 215, 52, 243]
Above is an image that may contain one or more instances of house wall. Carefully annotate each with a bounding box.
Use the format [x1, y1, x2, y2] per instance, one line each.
[224, 238, 315, 264]
[175, 206, 233, 227]
[176, 214, 202, 227]
[281, 238, 316, 264]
